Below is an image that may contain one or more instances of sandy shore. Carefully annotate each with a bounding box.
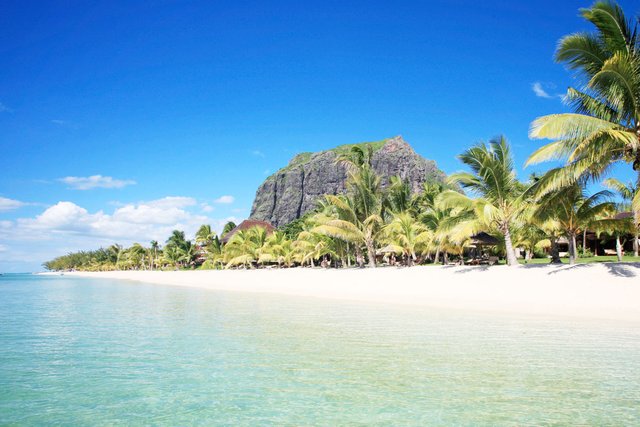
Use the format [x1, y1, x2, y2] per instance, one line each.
[59, 263, 640, 322]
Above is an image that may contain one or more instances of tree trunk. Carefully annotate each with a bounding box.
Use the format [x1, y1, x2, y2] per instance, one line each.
[635, 169, 640, 257]
[633, 208, 639, 257]
[582, 229, 587, 257]
[365, 239, 377, 268]
[503, 226, 519, 266]
[443, 252, 448, 265]
[568, 232, 577, 265]
[434, 248, 440, 265]
[616, 235, 623, 262]
[355, 245, 364, 268]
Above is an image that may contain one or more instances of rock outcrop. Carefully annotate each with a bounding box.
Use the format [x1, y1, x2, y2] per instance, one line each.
[249, 136, 446, 227]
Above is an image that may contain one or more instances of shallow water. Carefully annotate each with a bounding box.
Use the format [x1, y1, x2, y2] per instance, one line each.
[1, 273, 639, 425]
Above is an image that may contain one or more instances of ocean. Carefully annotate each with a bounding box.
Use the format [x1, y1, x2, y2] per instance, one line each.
[1, 273, 639, 425]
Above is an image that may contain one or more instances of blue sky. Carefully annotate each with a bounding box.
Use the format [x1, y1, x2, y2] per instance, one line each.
[1, 0, 638, 271]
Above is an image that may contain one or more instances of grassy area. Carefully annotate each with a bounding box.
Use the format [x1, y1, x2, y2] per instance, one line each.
[519, 255, 639, 265]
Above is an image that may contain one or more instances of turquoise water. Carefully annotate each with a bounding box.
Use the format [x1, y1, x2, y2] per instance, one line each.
[1, 274, 639, 425]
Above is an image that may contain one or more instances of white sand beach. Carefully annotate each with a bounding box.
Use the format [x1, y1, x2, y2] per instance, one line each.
[62, 263, 640, 322]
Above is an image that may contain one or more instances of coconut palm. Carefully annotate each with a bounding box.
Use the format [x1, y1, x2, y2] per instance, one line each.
[127, 243, 147, 269]
[161, 244, 182, 269]
[294, 229, 335, 267]
[166, 230, 189, 251]
[313, 148, 384, 267]
[382, 212, 431, 266]
[313, 194, 383, 267]
[224, 227, 268, 268]
[533, 181, 614, 264]
[108, 244, 123, 269]
[604, 177, 639, 256]
[195, 224, 217, 247]
[592, 211, 635, 261]
[221, 221, 237, 241]
[149, 240, 159, 270]
[439, 136, 524, 266]
[527, 2, 640, 213]
[383, 176, 417, 218]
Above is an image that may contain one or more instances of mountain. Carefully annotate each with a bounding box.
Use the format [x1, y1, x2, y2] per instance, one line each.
[249, 136, 447, 227]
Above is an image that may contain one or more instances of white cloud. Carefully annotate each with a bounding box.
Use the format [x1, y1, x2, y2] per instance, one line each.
[213, 195, 235, 204]
[0, 244, 7, 252]
[0, 197, 25, 212]
[2, 199, 236, 244]
[532, 82, 552, 98]
[201, 203, 214, 213]
[531, 81, 564, 100]
[59, 175, 136, 190]
[250, 150, 265, 158]
[0, 197, 247, 271]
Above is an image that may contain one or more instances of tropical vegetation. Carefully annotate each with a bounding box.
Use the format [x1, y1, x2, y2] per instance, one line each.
[43, 1, 640, 272]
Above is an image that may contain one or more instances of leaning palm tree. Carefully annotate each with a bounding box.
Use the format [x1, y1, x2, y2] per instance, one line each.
[527, 2, 640, 214]
[603, 177, 639, 256]
[439, 136, 524, 266]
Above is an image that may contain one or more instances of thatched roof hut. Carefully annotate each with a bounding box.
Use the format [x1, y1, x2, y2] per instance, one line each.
[469, 232, 499, 247]
[222, 219, 275, 243]
[614, 211, 633, 220]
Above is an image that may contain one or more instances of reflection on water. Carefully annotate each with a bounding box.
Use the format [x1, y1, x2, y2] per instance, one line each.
[1, 274, 639, 425]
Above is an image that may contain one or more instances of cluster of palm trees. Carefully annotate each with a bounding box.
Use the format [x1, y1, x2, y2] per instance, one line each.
[44, 1, 640, 272]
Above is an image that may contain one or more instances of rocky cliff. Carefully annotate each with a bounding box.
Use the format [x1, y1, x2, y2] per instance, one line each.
[249, 136, 447, 227]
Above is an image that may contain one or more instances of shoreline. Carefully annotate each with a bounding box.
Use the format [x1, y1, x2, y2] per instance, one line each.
[55, 263, 640, 322]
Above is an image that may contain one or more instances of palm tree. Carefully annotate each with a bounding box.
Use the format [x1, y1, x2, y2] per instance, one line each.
[604, 177, 639, 256]
[313, 194, 383, 268]
[314, 147, 384, 267]
[224, 227, 268, 268]
[221, 221, 237, 241]
[166, 230, 188, 251]
[527, 2, 640, 214]
[592, 210, 635, 261]
[533, 181, 614, 264]
[108, 244, 123, 269]
[195, 224, 217, 247]
[382, 212, 431, 266]
[293, 230, 334, 267]
[126, 243, 147, 270]
[258, 231, 290, 267]
[383, 176, 417, 218]
[439, 136, 524, 266]
[157, 244, 175, 268]
[150, 240, 159, 270]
